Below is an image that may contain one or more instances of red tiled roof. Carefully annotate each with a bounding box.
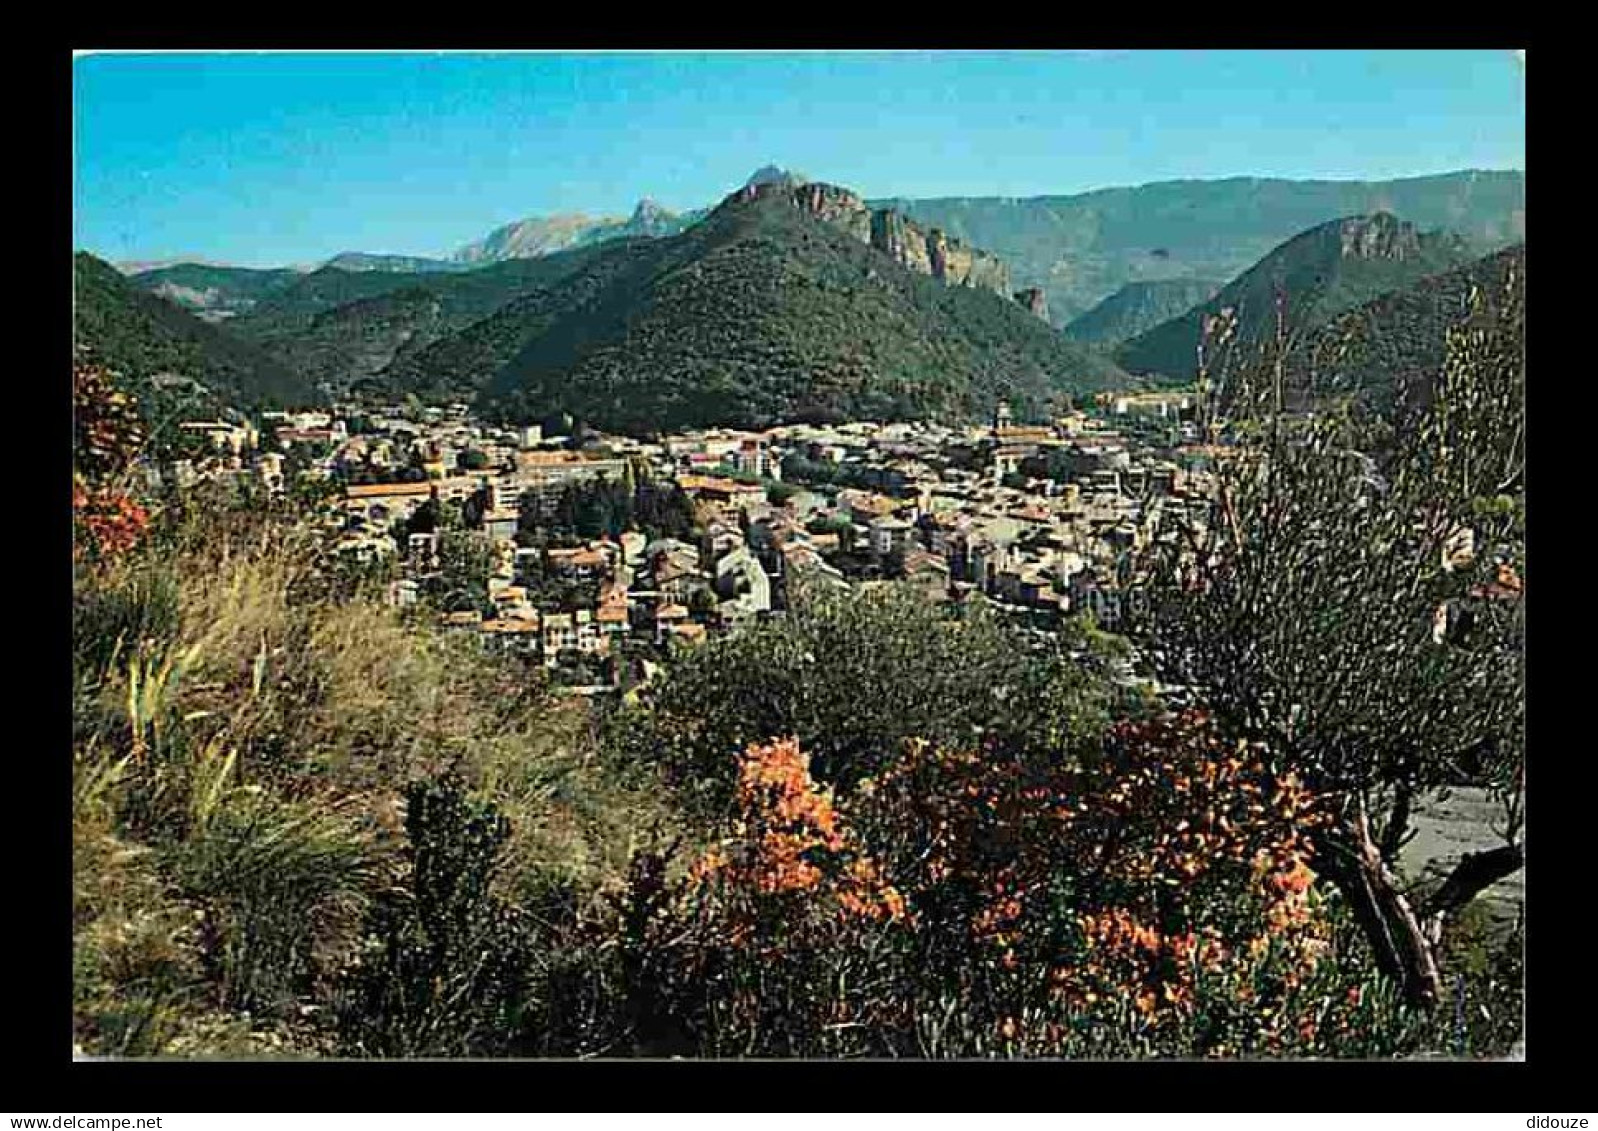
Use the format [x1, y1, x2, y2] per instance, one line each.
[347, 482, 434, 499]
[481, 619, 539, 634]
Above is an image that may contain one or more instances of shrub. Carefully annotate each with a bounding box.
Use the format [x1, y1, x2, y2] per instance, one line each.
[581, 720, 1447, 1058]
[336, 775, 533, 1058]
[606, 580, 1116, 816]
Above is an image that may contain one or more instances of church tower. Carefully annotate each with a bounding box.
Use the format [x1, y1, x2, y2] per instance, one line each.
[993, 400, 1013, 436]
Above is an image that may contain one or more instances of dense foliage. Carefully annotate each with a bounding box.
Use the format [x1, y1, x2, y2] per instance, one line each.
[1116, 214, 1480, 382]
[880, 169, 1523, 325]
[1128, 253, 1525, 1005]
[1277, 243, 1525, 419]
[1063, 278, 1223, 346]
[476, 189, 1127, 434]
[72, 358, 150, 562]
[604, 579, 1127, 815]
[547, 722, 1498, 1057]
[227, 244, 644, 396]
[74, 252, 309, 409]
[521, 472, 695, 545]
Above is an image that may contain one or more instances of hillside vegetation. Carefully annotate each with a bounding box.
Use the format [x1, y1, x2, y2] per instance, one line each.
[74, 252, 311, 410]
[1115, 213, 1479, 382]
[127, 263, 306, 321]
[225, 244, 643, 392]
[1064, 278, 1223, 346]
[475, 186, 1129, 434]
[879, 169, 1524, 325]
[1278, 242, 1526, 418]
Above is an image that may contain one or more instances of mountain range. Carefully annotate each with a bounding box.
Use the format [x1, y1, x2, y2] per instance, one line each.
[80, 167, 1526, 436]
[118, 168, 1524, 335]
[874, 169, 1523, 326]
[73, 251, 304, 411]
[459, 179, 1123, 432]
[1115, 212, 1481, 382]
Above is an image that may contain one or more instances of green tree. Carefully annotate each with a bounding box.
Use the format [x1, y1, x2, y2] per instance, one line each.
[1128, 267, 1524, 1007]
[434, 531, 495, 615]
[608, 578, 1119, 815]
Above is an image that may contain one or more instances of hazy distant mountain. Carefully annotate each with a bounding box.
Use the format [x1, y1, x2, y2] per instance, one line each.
[450, 212, 617, 264]
[227, 245, 640, 390]
[451, 179, 1127, 435]
[448, 198, 709, 266]
[1064, 278, 1223, 346]
[75, 252, 310, 409]
[127, 263, 307, 322]
[1115, 213, 1480, 382]
[875, 169, 1524, 326]
[321, 251, 472, 274]
[115, 256, 259, 275]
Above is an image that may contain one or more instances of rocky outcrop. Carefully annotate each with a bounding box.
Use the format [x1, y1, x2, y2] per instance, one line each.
[732, 179, 1013, 299]
[793, 182, 872, 243]
[928, 229, 1011, 292]
[870, 209, 934, 277]
[1013, 287, 1049, 321]
[1338, 213, 1420, 260]
[1332, 212, 1469, 264]
[627, 198, 680, 237]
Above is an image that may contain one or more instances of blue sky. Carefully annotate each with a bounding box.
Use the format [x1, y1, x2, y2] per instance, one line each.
[73, 50, 1526, 268]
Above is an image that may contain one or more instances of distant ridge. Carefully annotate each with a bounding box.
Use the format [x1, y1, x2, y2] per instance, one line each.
[876, 168, 1523, 325]
[109, 169, 1525, 329]
[75, 251, 312, 409]
[1064, 278, 1223, 346]
[321, 251, 471, 274]
[1114, 212, 1480, 382]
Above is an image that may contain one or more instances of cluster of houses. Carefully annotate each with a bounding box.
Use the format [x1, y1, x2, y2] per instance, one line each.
[290, 396, 1230, 680]
[134, 381, 1521, 703]
[143, 393, 1229, 667]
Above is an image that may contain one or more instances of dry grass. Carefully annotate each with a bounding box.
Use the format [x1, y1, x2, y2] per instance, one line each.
[73, 501, 678, 1055]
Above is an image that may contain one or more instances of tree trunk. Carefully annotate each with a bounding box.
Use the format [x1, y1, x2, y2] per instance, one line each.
[1420, 843, 1525, 946]
[1314, 798, 1444, 1007]
[1377, 785, 1413, 866]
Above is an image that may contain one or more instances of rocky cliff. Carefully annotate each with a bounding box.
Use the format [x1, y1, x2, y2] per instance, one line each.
[734, 179, 1012, 298]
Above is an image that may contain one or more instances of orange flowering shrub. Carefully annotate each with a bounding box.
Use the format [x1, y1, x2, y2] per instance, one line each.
[850, 710, 1364, 1055]
[593, 738, 917, 1056]
[598, 716, 1412, 1057]
[73, 359, 149, 561]
[74, 477, 150, 560]
[690, 737, 908, 928]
